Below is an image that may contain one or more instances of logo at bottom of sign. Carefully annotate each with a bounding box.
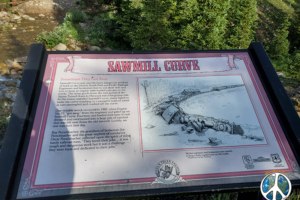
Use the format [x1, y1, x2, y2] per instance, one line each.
[260, 172, 292, 200]
[151, 160, 186, 185]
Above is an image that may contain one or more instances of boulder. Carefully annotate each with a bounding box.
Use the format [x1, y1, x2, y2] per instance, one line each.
[13, 0, 64, 14]
[10, 69, 18, 75]
[4, 60, 14, 69]
[13, 15, 21, 20]
[8, 74, 22, 79]
[87, 46, 100, 51]
[75, 46, 81, 51]
[22, 15, 29, 19]
[277, 72, 286, 77]
[68, 44, 75, 50]
[28, 17, 35, 21]
[12, 62, 20, 69]
[53, 43, 67, 51]
[14, 56, 27, 63]
[0, 11, 7, 17]
[0, 64, 10, 75]
[5, 81, 17, 87]
[18, 63, 25, 70]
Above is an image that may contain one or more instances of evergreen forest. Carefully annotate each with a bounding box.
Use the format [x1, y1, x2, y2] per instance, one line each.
[72, 0, 300, 80]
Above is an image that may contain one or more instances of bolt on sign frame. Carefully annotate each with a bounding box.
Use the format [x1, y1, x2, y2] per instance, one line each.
[0, 42, 300, 200]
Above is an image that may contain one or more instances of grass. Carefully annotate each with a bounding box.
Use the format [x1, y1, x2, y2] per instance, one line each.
[290, 188, 300, 200]
[210, 193, 238, 200]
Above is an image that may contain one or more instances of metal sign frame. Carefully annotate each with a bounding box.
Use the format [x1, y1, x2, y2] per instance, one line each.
[0, 42, 299, 200]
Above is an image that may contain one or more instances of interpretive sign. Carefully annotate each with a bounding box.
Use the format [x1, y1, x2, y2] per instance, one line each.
[1, 43, 300, 200]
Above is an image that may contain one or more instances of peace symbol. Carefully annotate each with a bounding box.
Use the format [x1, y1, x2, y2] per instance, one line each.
[260, 173, 292, 200]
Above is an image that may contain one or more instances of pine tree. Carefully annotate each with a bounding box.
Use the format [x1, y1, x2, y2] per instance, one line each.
[174, 0, 231, 50]
[271, 16, 291, 60]
[125, 0, 176, 50]
[225, 0, 257, 49]
[113, 0, 258, 51]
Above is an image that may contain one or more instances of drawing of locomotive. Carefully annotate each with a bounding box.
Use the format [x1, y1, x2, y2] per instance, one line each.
[152, 85, 245, 136]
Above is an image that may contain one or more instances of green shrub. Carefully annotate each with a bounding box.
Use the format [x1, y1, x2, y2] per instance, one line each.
[287, 51, 300, 79]
[36, 30, 65, 48]
[86, 13, 132, 50]
[64, 9, 86, 23]
[37, 21, 85, 48]
[269, 16, 291, 60]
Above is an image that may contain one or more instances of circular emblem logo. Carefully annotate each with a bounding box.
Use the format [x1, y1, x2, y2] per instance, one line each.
[155, 160, 180, 184]
[260, 173, 292, 200]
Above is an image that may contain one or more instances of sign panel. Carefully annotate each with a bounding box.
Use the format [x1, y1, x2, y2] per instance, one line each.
[17, 52, 300, 198]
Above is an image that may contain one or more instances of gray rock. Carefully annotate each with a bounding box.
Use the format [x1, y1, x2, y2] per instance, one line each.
[22, 30, 26, 32]
[12, 27, 16, 30]
[10, 69, 17, 75]
[277, 72, 286, 77]
[22, 15, 29, 19]
[13, 15, 21, 20]
[87, 46, 100, 51]
[3, 88, 19, 102]
[14, 0, 63, 15]
[84, 36, 89, 41]
[8, 74, 22, 79]
[39, 14, 45, 17]
[14, 56, 27, 63]
[5, 60, 14, 68]
[75, 46, 81, 51]
[28, 17, 35, 21]
[53, 43, 67, 51]
[5, 81, 17, 87]
[0, 11, 7, 17]
[79, 22, 85, 27]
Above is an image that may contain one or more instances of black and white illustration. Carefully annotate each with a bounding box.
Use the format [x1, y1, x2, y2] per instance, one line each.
[139, 75, 267, 151]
